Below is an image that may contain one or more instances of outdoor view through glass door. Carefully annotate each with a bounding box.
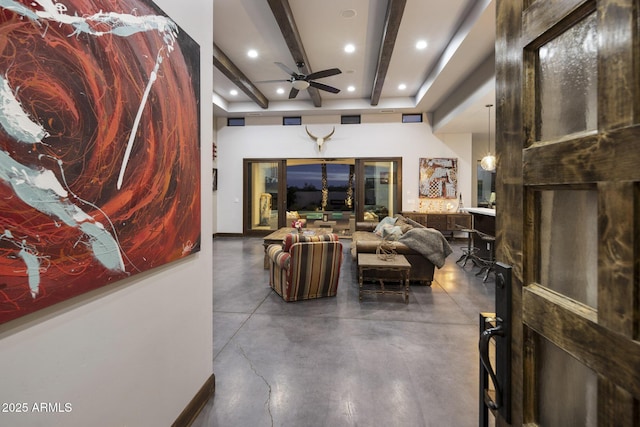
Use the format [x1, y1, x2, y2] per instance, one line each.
[286, 159, 355, 236]
[244, 158, 401, 235]
[359, 159, 401, 222]
[244, 160, 283, 233]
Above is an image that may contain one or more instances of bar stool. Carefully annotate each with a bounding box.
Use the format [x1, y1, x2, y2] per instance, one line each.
[475, 232, 496, 282]
[456, 227, 480, 268]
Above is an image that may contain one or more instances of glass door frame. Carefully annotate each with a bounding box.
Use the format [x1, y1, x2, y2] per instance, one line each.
[243, 157, 402, 236]
[355, 157, 402, 222]
[243, 159, 287, 236]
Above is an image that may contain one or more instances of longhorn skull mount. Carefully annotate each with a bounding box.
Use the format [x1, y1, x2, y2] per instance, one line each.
[305, 126, 335, 150]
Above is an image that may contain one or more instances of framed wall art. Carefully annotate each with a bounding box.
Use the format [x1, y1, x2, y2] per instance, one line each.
[419, 158, 458, 199]
[0, 0, 201, 324]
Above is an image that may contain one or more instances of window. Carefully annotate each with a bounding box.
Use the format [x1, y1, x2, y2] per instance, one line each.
[341, 115, 361, 124]
[402, 113, 423, 123]
[283, 116, 302, 126]
[227, 117, 245, 126]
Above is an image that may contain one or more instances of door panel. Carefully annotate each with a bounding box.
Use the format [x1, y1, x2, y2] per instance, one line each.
[537, 336, 597, 427]
[243, 159, 285, 235]
[356, 158, 402, 222]
[537, 11, 598, 140]
[496, 0, 640, 425]
[538, 190, 598, 308]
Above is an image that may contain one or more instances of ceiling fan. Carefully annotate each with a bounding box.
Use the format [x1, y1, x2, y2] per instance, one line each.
[259, 62, 342, 99]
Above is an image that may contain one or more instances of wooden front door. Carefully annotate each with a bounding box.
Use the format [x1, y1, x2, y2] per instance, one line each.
[496, 0, 639, 425]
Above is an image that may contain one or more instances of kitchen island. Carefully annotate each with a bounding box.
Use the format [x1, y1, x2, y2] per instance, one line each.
[462, 207, 495, 259]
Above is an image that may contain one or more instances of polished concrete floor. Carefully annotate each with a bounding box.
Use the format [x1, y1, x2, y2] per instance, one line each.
[192, 236, 496, 426]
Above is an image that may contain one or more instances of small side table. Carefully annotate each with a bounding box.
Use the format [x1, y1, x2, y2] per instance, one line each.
[358, 253, 411, 304]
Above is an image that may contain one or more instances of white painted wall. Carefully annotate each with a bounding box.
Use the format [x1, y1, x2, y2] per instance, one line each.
[213, 124, 219, 233]
[0, 1, 214, 426]
[215, 115, 472, 233]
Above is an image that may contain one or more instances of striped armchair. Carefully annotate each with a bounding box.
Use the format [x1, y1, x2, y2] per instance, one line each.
[266, 233, 343, 302]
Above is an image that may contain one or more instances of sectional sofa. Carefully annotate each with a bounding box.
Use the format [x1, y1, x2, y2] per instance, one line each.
[350, 215, 452, 286]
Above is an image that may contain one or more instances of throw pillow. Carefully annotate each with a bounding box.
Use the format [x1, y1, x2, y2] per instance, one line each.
[381, 225, 403, 240]
[373, 216, 397, 235]
[364, 211, 379, 221]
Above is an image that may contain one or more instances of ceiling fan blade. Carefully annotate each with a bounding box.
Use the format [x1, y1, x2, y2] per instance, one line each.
[309, 81, 340, 94]
[288, 87, 299, 99]
[306, 68, 342, 80]
[255, 79, 290, 83]
[275, 62, 296, 76]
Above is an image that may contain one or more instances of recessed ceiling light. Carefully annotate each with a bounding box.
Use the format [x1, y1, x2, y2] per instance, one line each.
[276, 88, 285, 95]
[344, 44, 355, 53]
[230, 89, 238, 96]
[347, 85, 355, 92]
[416, 40, 427, 50]
[398, 83, 407, 90]
[247, 49, 258, 58]
[341, 9, 357, 19]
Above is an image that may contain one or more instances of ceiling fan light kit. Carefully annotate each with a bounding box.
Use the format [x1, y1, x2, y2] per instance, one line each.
[260, 61, 342, 99]
[292, 80, 310, 90]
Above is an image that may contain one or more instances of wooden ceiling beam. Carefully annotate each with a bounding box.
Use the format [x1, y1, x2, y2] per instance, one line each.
[267, 0, 322, 107]
[370, 0, 407, 106]
[213, 42, 269, 109]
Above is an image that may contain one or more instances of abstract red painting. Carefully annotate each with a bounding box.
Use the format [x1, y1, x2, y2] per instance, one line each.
[0, 0, 201, 324]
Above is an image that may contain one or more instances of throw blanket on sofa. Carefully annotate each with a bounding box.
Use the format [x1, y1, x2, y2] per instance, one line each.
[398, 227, 453, 268]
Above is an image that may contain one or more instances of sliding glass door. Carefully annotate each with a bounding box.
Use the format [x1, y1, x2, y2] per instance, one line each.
[357, 158, 402, 222]
[244, 157, 401, 235]
[243, 159, 285, 234]
[286, 159, 355, 235]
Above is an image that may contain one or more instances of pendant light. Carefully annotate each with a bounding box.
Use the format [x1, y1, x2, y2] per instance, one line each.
[480, 104, 496, 172]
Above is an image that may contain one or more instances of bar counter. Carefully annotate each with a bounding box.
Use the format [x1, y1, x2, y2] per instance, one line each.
[462, 208, 495, 259]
